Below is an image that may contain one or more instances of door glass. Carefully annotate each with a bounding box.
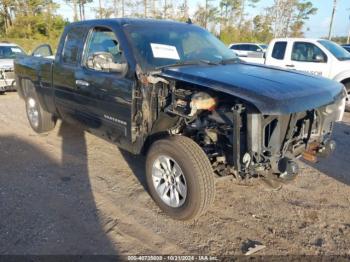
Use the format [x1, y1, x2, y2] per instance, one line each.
[32, 45, 53, 57]
[271, 42, 287, 60]
[292, 42, 327, 63]
[62, 27, 85, 65]
[84, 27, 125, 72]
[240, 44, 250, 51]
[249, 45, 259, 51]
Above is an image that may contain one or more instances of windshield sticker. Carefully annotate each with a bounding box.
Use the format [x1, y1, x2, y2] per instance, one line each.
[150, 43, 180, 60]
[11, 47, 22, 53]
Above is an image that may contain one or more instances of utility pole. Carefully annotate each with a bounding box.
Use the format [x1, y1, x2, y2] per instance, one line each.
[328, 0, 337, 40]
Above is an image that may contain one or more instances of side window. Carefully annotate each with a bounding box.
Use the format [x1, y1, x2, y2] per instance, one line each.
[240, 44, 250, 51]
[292, 42, 327, 63]
[249, 45, 260, 52]
[271, 41, 287, 60]
[62, 27, 85, 65]
[32, 44, 53, 57]
[84, 27, 125, 72]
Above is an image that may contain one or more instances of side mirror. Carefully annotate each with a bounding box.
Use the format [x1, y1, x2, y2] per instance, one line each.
[88, 52, 127, 73]
[314, 54, 325, 63]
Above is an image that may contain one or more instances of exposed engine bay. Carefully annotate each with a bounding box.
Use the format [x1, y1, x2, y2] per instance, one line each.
[133, 73, 346, 183]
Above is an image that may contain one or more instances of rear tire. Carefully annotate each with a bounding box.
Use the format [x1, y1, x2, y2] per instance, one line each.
[146, 135, 215, 220]
[25, 86, 56, 133]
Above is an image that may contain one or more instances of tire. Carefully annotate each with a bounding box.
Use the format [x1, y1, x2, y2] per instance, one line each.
[146, 135, 215, 220]
[25, 86, 56, 133]
[345, 83, 350, 112]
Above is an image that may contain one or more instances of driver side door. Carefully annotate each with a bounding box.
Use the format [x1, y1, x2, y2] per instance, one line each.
[74, 26, 134, 146]
[290, 41, 330, 77]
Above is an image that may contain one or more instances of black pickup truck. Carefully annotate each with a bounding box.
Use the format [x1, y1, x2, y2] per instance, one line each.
[15, 19, 346, 220]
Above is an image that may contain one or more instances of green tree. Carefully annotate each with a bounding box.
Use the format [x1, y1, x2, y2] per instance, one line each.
[193, 0, 218, 30]
[268, 0, 317, 37]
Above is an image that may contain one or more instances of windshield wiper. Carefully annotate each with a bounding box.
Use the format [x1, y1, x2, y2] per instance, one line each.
[220, 57, 241, 65]
[156, 59, 219, 70]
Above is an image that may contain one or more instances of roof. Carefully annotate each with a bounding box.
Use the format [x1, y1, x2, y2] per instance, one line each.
[231, 43, 266, 45]
[69, 18, 190, 27]
[0, 42, 20, 47]
[271, 38, 323, 42]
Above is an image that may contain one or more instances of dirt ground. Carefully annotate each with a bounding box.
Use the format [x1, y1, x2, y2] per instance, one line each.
[0, 92, 350, 256]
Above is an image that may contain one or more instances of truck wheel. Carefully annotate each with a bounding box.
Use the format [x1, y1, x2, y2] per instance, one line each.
[25, 89, 56, 133]
[146, 135, 215, 220]
[345, 83, 350, 112]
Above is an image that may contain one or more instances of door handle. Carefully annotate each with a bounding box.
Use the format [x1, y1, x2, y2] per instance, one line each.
[285, 64, 295, 68]
[75, 79, 90, 88]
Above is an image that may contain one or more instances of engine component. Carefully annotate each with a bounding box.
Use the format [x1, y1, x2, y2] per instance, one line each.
[189, 92, 216, 116]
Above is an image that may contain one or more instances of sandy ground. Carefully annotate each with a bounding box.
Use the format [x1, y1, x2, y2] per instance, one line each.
[0, 92, 350, 256]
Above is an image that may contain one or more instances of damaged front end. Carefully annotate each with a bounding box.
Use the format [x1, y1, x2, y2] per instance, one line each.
[133, 69, 346, 184]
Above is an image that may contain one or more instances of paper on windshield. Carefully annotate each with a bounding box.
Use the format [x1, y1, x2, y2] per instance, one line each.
[150, 43, 180, 60]
[11, 47, 22, 53]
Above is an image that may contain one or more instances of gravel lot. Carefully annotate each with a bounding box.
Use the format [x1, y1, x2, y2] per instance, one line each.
[0, 92, 350, 256]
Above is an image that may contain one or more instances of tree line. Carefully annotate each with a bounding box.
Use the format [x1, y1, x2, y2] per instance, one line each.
[0, 0, 318, 51]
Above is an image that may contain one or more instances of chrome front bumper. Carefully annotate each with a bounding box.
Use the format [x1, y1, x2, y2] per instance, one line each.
[0, 70, 15, 91]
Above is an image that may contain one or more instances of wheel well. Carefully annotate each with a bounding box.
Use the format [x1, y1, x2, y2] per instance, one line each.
[141, 132, 171, 155]
[341, 78, 350, 90]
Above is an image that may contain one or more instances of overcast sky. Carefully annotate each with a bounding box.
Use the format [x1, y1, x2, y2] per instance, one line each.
[57, 0, 350, 38]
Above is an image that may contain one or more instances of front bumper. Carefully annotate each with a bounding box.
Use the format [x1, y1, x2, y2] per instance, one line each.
[0, 70, 16, 92]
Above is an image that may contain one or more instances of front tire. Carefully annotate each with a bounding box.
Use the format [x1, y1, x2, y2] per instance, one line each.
[146, 135, 215, 220]
[25, 88, 56, 133]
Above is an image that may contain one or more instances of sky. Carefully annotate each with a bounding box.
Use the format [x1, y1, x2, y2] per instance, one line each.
[57, 0, 350, 38]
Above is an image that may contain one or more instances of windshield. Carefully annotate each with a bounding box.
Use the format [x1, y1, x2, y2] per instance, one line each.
[0, 46, 25, 59]
[124, 24, 237, 70]
[318, 40, 350, 61]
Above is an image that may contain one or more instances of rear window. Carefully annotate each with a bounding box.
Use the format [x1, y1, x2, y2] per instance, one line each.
[62, 27, 86, 65]
[271, 41, 287, 60]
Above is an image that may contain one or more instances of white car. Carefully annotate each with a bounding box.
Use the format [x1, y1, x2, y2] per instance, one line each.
[229, 43, 267, 57]
[0, 42, 26, 93]
[262, 38, 350, 111]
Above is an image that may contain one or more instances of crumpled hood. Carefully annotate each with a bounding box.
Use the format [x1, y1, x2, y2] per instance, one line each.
[159, 63, 345, 114]
[0, 59, 14, 70]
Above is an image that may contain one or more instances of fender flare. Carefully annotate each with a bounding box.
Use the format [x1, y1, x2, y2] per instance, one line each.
[333, 70, 350, 84]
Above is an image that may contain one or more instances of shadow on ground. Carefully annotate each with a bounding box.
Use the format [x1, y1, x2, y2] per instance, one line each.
[309, 121, 350, 186]
[0, 122, 117, 255]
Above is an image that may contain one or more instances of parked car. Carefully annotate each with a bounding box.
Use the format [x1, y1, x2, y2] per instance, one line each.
[229, 43, 267, 57]
[0, 42, 25, 94]
[250, 38, 350, 111]
[15, 19, 346, 220]
[341, 44, 350, 53]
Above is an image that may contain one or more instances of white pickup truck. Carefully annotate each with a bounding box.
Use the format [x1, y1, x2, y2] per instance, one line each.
[239, 38, 350, 110]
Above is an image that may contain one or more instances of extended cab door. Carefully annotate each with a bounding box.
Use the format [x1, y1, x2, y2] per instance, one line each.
[288, 41, 330, 77]
[52, 25, 88, 123]
[265, 41, 289, 68]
